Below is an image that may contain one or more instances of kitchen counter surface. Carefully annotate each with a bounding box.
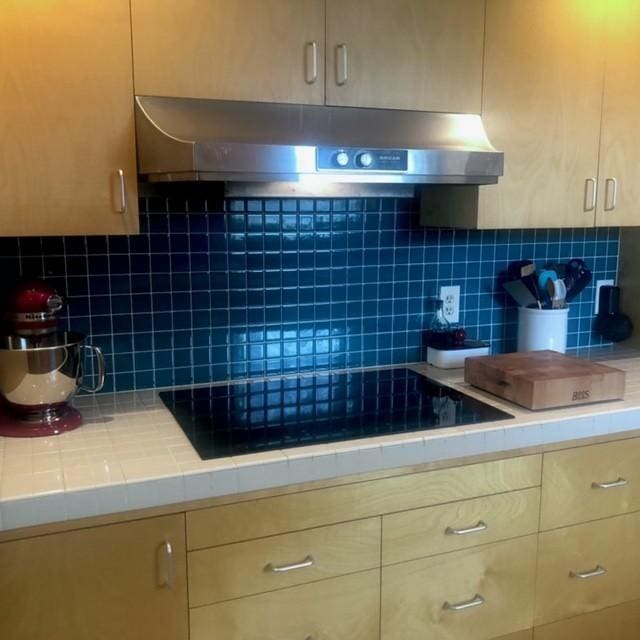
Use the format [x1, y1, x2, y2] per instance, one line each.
[2, 347, 640, 533]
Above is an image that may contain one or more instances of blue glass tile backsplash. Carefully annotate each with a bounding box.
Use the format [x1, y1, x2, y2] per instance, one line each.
[0, 195, 619, 393]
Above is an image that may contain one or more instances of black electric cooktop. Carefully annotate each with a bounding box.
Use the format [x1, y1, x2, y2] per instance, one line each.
[160, 368, 513, 460]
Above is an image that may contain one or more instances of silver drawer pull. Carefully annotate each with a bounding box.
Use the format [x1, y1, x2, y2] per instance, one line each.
[604, 177, 618, 211]
[591, 478, 628, 489]
[265, 555, 314, 573]
[570, 565, 607, 579]
[584, 177, 597, 212]
[157, 540, 174, 590]
[445, 520, 488, 536]
[443, 594, 485, 612]
[304, 41, 318, 84]
[336, 43, 348, 85]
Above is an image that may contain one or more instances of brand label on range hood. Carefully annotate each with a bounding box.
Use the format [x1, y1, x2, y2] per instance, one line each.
[317, 147, 408, 172]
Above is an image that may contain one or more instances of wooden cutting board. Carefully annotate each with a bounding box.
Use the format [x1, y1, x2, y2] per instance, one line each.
[464, 350, 626, 410]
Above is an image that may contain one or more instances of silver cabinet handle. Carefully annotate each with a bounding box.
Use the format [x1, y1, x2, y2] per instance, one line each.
[445, 521, 488, 536]
[592, 477, 628, 489]
[305, 41, 318, 84]
[158, 540, 174, 590]
[335, 43, 348, 86]
[570, 565, 607, 579]
[604, 177, 618, 211]
[584, 177, 597, 212]
[265, 555, 314, 573]
[114, 168, 127, 213]
[443, 594, 485, 611]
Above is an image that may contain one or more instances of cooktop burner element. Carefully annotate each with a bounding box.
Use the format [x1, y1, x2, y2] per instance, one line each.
[160, 368, 513, 460]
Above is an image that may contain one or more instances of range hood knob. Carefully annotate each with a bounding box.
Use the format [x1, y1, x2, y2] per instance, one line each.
[356, 152, 374, 168]
[334, 151, 350, 167]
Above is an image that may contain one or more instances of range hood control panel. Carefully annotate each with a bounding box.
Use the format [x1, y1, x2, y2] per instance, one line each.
[317, 148, 408, 172]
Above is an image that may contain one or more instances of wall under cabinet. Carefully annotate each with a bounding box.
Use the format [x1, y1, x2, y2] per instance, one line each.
[0, 194, 619, 392]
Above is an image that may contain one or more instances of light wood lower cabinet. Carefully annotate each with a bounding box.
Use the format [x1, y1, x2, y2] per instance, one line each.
[382, 487, 540, 565]
[534, 599, 640, 639]
[186, 455, 541, 549]
[190, 569, 380, 640]
[494, 632, 533, 640]
[381, 536, 537, 640]
[188, 517, 380, 606]
[535, 512, 640, 625]
[540, 438, 640, 530]
[0, 514, 187, 640]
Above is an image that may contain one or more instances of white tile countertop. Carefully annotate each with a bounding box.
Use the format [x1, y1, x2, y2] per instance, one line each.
[2, 348, 640, 532]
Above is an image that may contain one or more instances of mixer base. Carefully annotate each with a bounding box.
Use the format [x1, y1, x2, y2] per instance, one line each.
[0, 406, 83, 437]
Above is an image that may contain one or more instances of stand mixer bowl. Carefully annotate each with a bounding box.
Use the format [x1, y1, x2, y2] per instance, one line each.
[0, 332, 105, 425]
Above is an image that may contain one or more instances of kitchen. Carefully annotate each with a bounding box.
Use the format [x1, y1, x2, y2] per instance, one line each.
[1, 1, 640, 639]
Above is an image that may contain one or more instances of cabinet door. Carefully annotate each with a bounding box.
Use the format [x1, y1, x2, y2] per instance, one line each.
[326, 0, 484, 113]
[382, 536, 537, 640]
[131, 0, 325, 105]
[0, 0, 139, 236]
[535, 512, 640, 626]
[478, 0, 606, 229]
[595, 2, 640, 227]
[0, 515, 188, 640]
[534, 598, 640, 640]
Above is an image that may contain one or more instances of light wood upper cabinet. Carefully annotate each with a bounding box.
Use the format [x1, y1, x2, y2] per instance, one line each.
[325, 0, 485, 113]
[0, 515, 188, 640]
[131, 0, 325, 105]
[477, 0, 606, 229]
[595, 1, 640, 227]
[0, 0, 139, 236]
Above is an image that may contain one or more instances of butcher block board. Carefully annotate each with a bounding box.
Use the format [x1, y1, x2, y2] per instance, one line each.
[464, 350, 626, 410]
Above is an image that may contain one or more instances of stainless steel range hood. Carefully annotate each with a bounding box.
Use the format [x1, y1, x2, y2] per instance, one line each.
[135, 96, 503, 196]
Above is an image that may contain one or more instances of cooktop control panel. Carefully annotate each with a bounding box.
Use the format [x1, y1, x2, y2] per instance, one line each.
[317, 147, 408, 171]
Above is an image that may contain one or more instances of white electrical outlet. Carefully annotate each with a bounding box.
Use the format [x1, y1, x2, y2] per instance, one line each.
[594, 279, 614, 315]
[439, 285, 460, 324]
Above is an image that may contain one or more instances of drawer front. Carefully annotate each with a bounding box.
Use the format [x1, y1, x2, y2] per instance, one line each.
[188, 517, 380, 606]
[187, 455, 541, 549]
[381, 535, 537, 640]
[534, 598, 640, 640]
[541, 438, 640, 530]
[535, 511, 640, 625]
[190, 569, 379, 640]
[382, 487, 540, 565]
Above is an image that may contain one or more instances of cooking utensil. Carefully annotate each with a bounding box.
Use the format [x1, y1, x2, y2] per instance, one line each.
[565, 266, 592, 303]
[546, 278, 567, 309]
[503, 280, 538, 307]
[564, 258, 588, 295]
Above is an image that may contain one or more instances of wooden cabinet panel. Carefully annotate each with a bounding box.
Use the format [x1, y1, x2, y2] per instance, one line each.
[535, 512, 640, 626]
[477, 0, 606, 229]
[187, 455, 541, 549]
[494, 632, 533, 640]
[188, 517, 380, 606]
[0, 0, 139, 236]
[381, 536, 537, 640]
[595, 1, 640, 226]
[382, 487, 540, 565]
[0, 515, 187, 640]
[534, 598, 640, 640]
[190, 569, 380, 640]
[540, 438, 640, 530]
[131, 0, 325, 105]
[325, 0, 484, 113]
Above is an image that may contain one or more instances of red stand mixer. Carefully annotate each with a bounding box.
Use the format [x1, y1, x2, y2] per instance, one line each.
[0, 280, 105, 437]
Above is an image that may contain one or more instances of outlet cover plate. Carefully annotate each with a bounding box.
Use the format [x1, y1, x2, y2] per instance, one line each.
[595, 279, 614, 315]
[439, 285, 460, 324]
